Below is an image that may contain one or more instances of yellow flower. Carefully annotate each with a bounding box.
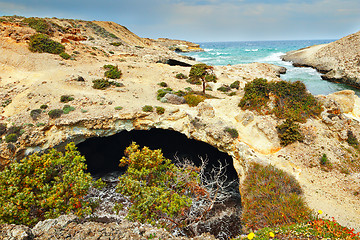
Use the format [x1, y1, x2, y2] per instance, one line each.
[269, 232, 275, 238]
[248, 232, 255, 239]
[318, 210, 323, 214]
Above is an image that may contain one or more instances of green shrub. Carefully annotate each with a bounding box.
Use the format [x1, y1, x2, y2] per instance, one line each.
[92, 79, 122, 90]
[85, 22, 119, 39]
[110, 42, 122, 46]
[23, 17, 52, 34]
[62, 105, 75, 114]
[30, 109, 42, 120]
[28, 34, 65, 54]
[59, 52, 71, 60]
[157, 88, 173, 100]
[277, 119, 304, 146]
[0, 143, 103, 226]
[217, 85, 231, 92]
[142, 105, 153, 112]
[175, 73, 187, 79]
[224, 127, 238, 138]
[320, 153, 328, 166]
[0, 123, 7, 136]
[103, 65, 122, 79]
[239, 78, 270, 112]
[40, 104, 48, 109]
[347, 130, 359, 149]
[36, 123, 45, 127]
[230, 80, 240, 89]
[241, 162, 312, 231]
[155, 106, 165, 115]
[109, 51, 114, 54]
[239, 79, 322, 123]
[5, 133, 18, 143]
[60, 95, 74, 103]
[2, 99, 12, 107]
[114, 106, 123, 110]
[184, 94, 206, 107]
[115, 143, 207, 230]
[48, 109, 63, 119]
[158, 82, 168, 87]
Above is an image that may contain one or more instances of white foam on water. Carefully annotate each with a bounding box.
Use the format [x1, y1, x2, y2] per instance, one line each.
[259, 52, 285, 62]
[204, 48, 213, 52]
[245, 49, 259, 52]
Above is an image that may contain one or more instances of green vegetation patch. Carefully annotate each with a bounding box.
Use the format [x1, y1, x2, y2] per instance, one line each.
[103, 64, 122, 79]
[224, 127, 238, 138]
[0, 123, 6, 136]
[48, 109, 63, 119]
[241, 162, 312, 231]
[110, 42, 122, 46]
[115, 143, 208, 230]
[142, 105, 153, 112]
[22, 17, 52, 34]
[30, 109, 42, 120]
[60, 95, 74, 103]
[175, 73, 187, 79]
[85, 22, 119, 39]
[0, 143, 104, 226]
[92, 78, 122, 90]
[59, 52, 71, 60]
[184, 94, 206, 107]
[155, 106, 165, 115]
[28, 34, 65, 54]
[188, 64, 216, 93]
[62, 105, 75, 114]
[276, 119, 304, 146]
[239, 79, 322, 123]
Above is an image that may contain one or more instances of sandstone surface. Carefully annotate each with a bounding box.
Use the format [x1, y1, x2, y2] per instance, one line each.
[282, 30, 360, 87]
[1, 16, 360, 234]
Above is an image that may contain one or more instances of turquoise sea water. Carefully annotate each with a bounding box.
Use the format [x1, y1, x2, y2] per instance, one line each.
[182, 40, 360, 96]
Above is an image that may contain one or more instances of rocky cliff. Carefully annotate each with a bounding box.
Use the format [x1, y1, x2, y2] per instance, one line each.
[1, 16, 360, 235]
[281, 30, 360, 87]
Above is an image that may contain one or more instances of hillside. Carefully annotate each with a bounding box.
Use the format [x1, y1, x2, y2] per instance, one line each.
[0, 16, 360, 238]
[282, 30, 360, 87]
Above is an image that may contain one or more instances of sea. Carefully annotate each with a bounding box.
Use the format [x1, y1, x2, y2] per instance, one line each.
[181, 40, 360, 96]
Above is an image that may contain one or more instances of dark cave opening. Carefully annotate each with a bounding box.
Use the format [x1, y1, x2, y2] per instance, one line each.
[77, 128, 239, 182]
[76, 128, 242, 239]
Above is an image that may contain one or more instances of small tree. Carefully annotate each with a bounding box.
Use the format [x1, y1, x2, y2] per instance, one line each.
[189, 64, 216, 94]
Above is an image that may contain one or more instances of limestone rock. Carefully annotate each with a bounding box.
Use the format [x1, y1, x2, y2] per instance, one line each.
[0, 224, 33, 240]
[162, 93, 186, 105]
[328, 90, 355, 113]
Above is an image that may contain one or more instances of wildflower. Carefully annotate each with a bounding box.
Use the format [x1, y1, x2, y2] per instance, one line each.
[318, 210, 323, 214]
[269, 232, 275, 238]
[248, 232, 255, 239]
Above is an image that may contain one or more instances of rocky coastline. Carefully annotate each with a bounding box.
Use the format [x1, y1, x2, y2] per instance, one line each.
[281, 30, 360, 88]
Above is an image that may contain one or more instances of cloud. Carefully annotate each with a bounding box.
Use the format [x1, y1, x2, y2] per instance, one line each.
[0, 0, 359, 41]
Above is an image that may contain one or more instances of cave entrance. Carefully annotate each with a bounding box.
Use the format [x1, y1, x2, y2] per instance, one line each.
[77, 128, 238, 182]
[76, 128, 242, 239]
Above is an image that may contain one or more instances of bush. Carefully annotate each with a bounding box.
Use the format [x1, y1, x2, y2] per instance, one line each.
[347, 130, 359, 149]
[62, 105, 75, 114]
[92, 79, 122, 90]
[184, 94, 206, 107]
[320, 153, 328, 166]
[155, 106, 165, 115]
[114, 106, 123, 110]
[28, 34, 65, 54]
[175, 73, 187, 79]
[239, 78, 270, 112]
[60, 95, 74, 103]
[40, 104, 48, 109]
[230, 80, 240, 89]
[224, 127, 238, 138]
[48, 109, 63, 119]
[157, 88, 173, 100]
[30, 109, 42, 120]
[23, 17, 52, 34]
[239, 79, 322, 123]
[5, 133, 18, 143]
[103, 65, 122, 79]
[241, 162, 312, 231]
[59, 52, 71, 60]
[217, 85, 231, 92]
[0, 143, 103, 226]
[110, 42, 122, 46]
[277, 119, 304, 146]
[142, 105, 153, 112]
[115, 143, 207, 230]
[158, 82, 168, 87]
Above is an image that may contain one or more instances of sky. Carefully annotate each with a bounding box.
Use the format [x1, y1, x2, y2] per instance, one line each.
[0, 0, 359, 42]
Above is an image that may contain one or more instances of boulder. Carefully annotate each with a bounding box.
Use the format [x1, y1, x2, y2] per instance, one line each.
[328, 90, 355, 113]
[161, 93, 186, 105]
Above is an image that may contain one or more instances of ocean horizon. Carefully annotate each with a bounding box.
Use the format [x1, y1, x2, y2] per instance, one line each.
[181, 39, 360, 96]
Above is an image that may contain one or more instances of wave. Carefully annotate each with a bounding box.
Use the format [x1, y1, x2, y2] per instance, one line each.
[204, 48, 213, 52]
[258, 52, 284, 62]
[245, 49, 259, 52]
